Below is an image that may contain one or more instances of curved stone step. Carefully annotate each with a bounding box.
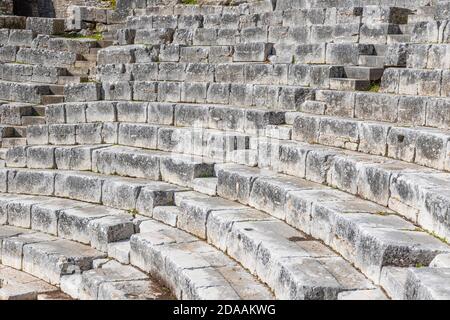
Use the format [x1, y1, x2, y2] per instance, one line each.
[0, 224, 175, 300]
[6, 145, 216, 188]
[214, 163, 450, 282]
[0, 195, 274, 300]
[43, 101, 286, 135]
[21, 117, 450, 240]
[170, 191, 378, 299]
[292, 112, 450, 172]
[1, 161, 447, 295]
[0, 166, 382, 297]
[313, 89, 450, 130]
[64, 259, 175, 300]
[0, 225, 105, 285]
[0, 263, 69, 300]
[131, 219, 274, 300]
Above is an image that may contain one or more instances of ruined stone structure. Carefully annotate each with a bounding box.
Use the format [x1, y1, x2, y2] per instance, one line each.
[0, 0, 450, 300]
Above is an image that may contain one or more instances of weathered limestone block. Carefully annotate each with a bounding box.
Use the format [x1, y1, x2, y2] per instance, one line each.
[134, 28, 174, 45]
[26, 146, 56, 169]
[31, 198, 91, 235]
[354, 92, 397, 122]
[22, 239, 105, 285]
[7, 169, 55, 196]
[116, 102, 147, 123]
[27, 125, 49, 145]
[55, 171, 103, 203]
[136, 182, 185, 217]
[181, 82, 208, 103]
[65, 83, 102, 102]
[130, 63, 158, 81]
[404, 268, 450, 300]
[1, 232, 55, 269]
[49, 124, 76, 145]
[102, 81, 133, 101]
[26, 17, 65, 35]
[97, 64, 131, 83]
[118, 123, 158, 149]
[387, 127, 417, 163]
[176, 191, 246, 239]
[147, 102, 174, 125]
[160, 154, 215, 187]
[93, 146, 161, 180]
[76, 123, 103, 145]
[88, 215, 135, 252]
[326, 44, 374, 65]
[294, 44, 326, 64]
[86, 101, 117, 123]
[233, 43, 273, 62]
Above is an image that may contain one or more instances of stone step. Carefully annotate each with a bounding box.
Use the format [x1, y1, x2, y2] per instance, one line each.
[18, 122, 450, 242]
[66, 66, 92, 77]
[129, 5, 357, 27]
[43, 101, 286, 135]
[1, 137, 26, 148]
[4, 145, 450, 291]
[25, 17, 65, 36]
[64, 259, 175, 300]
[5, 146, 214, 189]
[0, 193, 274, 299]
[0, 190, 159, 253]
[172, 192, 385, 299]
[41, 95, 64, 105]
[44, 37, 99, 55]
[381, 67, 449, 98]
[21, 116, 46, 126]
[314, 89, 450, 130]
[329, 78, 371, 91]
[291, 112, 450, 172]
[57, 76, 89, 85]
[0, 225, 105, 285]
[192, 177, 218, 196]
[32, 106, 46, 116]
[343, 66, 384, 80]
[19, 120, 449, 242]
[48, 85, 65, 96]
[27, 122, 252, 162]
[0, 80, 51, 104]
[0, 63, 68, 84]
[0, 16, 27, 30]
[130, 219, 272, 299]
[16, 48, 77, 68]
[11, 126, 27, 137]
[0, 264, 64, 300]
[404, 268, 450, 300]
[358, 55, 385, 67]
[0, 126, 15, 139]
[216, 164, 450, 276]
[0, 30, 34, 47]
[0, 103, 37, 126]
[86, 78, 313, 109]
[0, 224, 174, 300]
[300, 100, 327, 115]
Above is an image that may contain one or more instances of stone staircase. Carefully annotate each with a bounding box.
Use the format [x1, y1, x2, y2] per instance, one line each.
[1, 0, 450, 300]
